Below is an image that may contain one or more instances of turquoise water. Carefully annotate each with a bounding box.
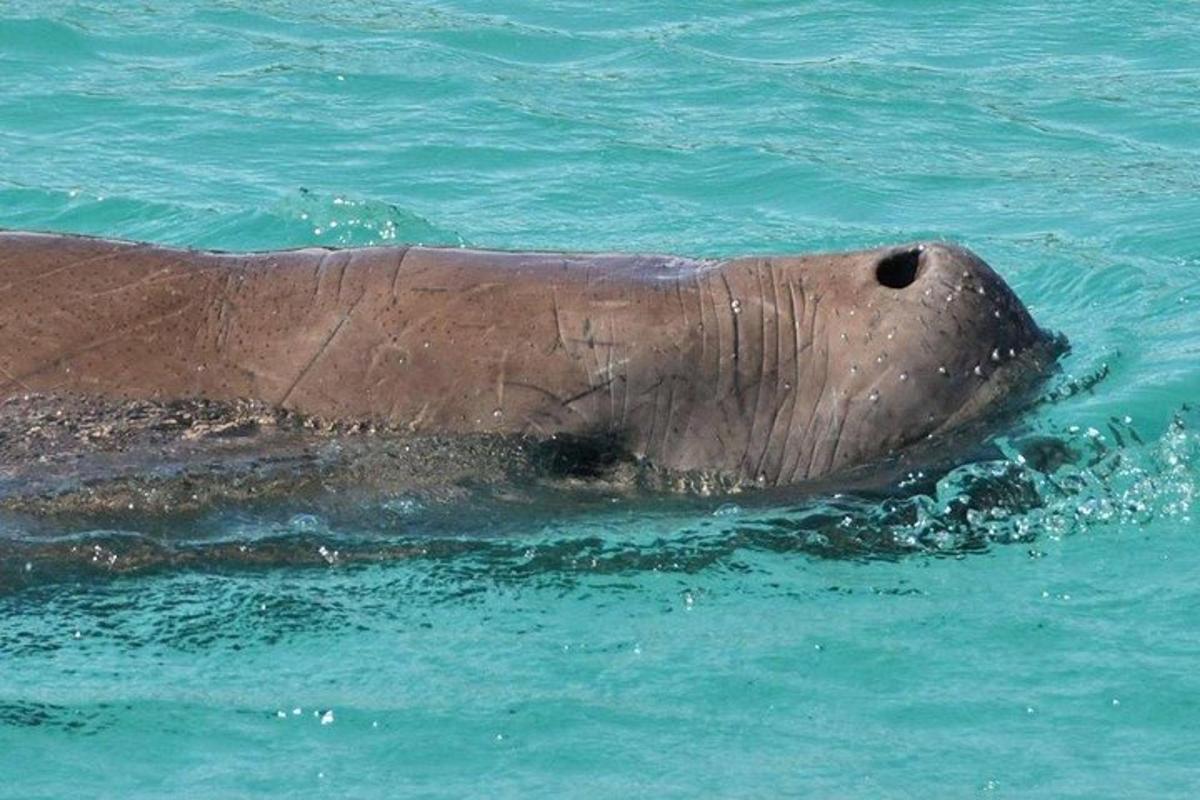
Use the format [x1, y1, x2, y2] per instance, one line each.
[3, 1, 1200, 796]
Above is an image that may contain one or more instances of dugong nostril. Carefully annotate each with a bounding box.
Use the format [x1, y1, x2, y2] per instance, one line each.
[875, 247, 922, 289]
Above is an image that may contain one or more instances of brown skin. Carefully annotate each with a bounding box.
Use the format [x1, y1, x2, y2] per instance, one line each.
[0, 231, 1055, 487]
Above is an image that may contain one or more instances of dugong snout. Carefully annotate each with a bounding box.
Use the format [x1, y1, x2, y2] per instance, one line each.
[720, 240, 1061, 483]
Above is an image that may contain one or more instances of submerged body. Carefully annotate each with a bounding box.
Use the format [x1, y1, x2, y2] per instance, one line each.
[0, 231, 1058, 490]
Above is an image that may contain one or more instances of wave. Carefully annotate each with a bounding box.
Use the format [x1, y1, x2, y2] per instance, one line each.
[0, 184, 465, 251]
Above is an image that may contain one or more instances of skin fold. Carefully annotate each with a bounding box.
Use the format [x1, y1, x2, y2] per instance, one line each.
[0, 231, 1058, 488]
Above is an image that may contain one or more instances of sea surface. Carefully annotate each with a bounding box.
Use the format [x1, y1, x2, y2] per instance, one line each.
[2, 1, 1199, 797]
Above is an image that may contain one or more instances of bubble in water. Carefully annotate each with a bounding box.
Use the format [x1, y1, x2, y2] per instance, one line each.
[730, 299, 741, 314]
[938, 365, 948, 375]
[869, 390, 880, 402]
[991, 348, 1002, 362]
[289, 513, 321, 532]
[973, 365, 985, 377]
[899, 372, 909, 381]
[320, 710, 335, 725]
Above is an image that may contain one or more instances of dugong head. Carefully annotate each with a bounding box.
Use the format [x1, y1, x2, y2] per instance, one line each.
[678, 242, 1063, 486]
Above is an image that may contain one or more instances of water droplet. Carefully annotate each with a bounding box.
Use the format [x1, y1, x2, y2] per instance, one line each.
[886, 330, 895, 340]
[899, 372, 909, 381]
[993, 309, 1002, 319]
[422, 341, 430, 348]
[945, 294, 954, 303]
[840, 333, 848, 341]
[730, 299, 741, 314]
[850, 365, 858, 374]
[868, 390, 880, 402]
[320, 710, 335, 725]
[492, 409, 503, 418]
[938, 365, 948, 375]
[991, 348, 1001, 362]
[974, 365, 985, 377]
[1008, 348, 1016, 358]
[876, 354, 885, 363]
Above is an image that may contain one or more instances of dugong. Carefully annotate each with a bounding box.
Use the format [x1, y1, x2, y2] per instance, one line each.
[0, 231, 1060, 492]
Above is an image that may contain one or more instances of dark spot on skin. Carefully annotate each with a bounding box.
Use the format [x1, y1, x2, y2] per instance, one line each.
[529, 432, 630, 478]
[875, 249, 922, 290]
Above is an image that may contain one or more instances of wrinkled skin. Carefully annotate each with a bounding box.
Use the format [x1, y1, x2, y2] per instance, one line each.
[0, 231, 1058, 487]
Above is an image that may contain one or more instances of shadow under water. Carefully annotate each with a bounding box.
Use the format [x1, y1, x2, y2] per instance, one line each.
[1, 391, 1195, 593]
